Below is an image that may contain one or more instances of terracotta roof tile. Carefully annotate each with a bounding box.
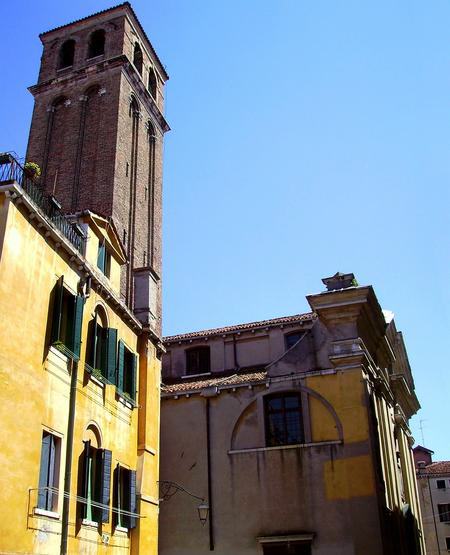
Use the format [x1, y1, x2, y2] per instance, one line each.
[424, 461, 450, 475]
[164, 312, 315, 343]
[162, 369, 267, 395]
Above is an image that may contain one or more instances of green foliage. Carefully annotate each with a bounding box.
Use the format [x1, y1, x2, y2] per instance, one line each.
[24, 161, 41, 179]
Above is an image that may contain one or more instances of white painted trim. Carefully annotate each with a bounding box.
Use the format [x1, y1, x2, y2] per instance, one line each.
[34, 507, 60, 520]
[115, 525, 129, 533]
[228, 440, 342, 455]
[82, 518, 99, 528]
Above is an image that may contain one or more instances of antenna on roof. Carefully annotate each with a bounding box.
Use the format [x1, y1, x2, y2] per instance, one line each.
[419, 419, 427, 445]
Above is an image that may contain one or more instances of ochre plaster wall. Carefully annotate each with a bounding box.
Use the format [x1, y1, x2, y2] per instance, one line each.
[0, 198, 160, 554]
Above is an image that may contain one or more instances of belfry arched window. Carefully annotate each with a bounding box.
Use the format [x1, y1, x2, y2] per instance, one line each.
[88, 29, 105, 58]
[133, 42, 143, 75]
[59, 40, 75, 69]
[148, 67, 157, 99]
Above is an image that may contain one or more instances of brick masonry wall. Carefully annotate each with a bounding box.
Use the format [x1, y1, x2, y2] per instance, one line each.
[25, 7, 167, 331]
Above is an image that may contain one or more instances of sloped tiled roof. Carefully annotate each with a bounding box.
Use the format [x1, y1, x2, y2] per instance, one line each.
[162, 369, 267, 395]
[164, 312, 315, 343]
[423, 461, 450, 475]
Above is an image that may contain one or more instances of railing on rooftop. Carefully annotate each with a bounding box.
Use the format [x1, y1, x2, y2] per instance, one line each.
[0, 153, 86, 254]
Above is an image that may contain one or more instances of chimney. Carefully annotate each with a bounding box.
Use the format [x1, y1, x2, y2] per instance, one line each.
[322, 272, 358, 292]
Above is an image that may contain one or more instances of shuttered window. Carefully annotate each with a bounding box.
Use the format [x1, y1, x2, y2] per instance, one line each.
[50, 276, 84, 359]
[113, 465, 137, 530]
[37, 431, 61, 512]
[86, 312, 117, 383]
[79, 441, 112, 523]
[117, 340, 137, 402]
[97, 240, 111, 278]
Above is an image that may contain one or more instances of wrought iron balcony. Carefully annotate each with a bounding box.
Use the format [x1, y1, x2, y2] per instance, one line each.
[0, 153, 86, 253]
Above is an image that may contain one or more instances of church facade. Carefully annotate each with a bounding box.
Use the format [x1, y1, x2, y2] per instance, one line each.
[160, 273, 425, 555]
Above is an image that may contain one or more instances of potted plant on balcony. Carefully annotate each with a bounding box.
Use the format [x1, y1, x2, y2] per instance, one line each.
[24, 161, 41, 181]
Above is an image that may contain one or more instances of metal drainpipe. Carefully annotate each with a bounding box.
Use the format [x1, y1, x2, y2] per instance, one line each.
[201, 387, 218, 551]
[206, 397, 214, 551]
[60, 358, 78, 555]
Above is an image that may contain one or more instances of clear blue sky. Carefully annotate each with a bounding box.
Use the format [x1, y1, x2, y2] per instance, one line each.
[1, 1, 448, 459]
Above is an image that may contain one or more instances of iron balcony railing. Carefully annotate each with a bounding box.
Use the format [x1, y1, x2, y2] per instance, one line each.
[0, 153, 86, 254]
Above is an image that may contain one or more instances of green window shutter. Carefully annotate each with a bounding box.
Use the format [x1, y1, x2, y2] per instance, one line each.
[128, 470, 137, 529]
[107, 329, 118, 383]
[100, 449, 112, 523]
[80, 440, 91, 520]
[99, 327, 108, 378]
[117, 340, 125, 392]
[131, 353, 137, 402]
[50, 276, 64, 344]
[38, 433, 51, 510]
[87, 314, 98, 369]
[70, 295, 84, 359]
[97, 241, 106, 273]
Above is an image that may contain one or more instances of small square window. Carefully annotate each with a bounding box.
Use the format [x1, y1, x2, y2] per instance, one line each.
[285, 331, 305, 350]
[186, 347, 210, 375]
[438, 504, 450, 523]
[437, 479, 446, 489]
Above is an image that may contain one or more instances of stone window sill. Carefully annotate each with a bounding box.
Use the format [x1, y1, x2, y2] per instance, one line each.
[228, 439, 342, 455]
[34, 507, 60, 520]
[115, 525, 129, 533]
[82, 518, 99, 528]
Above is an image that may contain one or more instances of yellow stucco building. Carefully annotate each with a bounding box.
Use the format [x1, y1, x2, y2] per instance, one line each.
[159, 273, 425, 555]
[0, 3, 168, 554]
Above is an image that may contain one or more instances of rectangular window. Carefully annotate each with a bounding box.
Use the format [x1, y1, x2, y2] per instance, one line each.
[437, 479, 446, 489]
[445, 537, 450, 550]
[37, 431, 61, 512]
[50, 276, 84, 359]
[265, 393, 304, 447]
[186, 347, 210, 375]
[438, 504, 450, 523]
[113, 465, 137, 530]
[117, 340, 137, 402]
[79, 441, 112, 524]
[86, 316, 117, 383]
[285, 332, 305, 350]
[97, 240, 111, 278]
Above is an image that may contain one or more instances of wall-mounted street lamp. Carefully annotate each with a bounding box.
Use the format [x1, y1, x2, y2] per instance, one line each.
[158, 480, 209, 525]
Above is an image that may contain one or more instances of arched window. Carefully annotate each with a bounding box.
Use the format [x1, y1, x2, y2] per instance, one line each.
[88, 29, 105, 58]
[148, 67, 157, 99]
[133, 42, 143, 75]
[59, 39, 75, 69]
[185, 346, 210, 376]
[264, 392, 304, 446]
[129, 96, 140, 118]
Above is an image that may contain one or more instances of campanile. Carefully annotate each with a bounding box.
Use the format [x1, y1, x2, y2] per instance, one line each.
[26, 2, 169, 319]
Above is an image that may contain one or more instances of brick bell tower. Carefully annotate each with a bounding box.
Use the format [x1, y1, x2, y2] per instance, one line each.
[26, 2, 169, 331]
